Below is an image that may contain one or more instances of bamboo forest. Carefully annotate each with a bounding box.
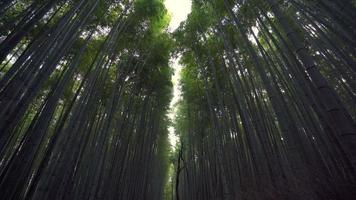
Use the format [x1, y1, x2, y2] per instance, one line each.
[0, 0, 356, 199]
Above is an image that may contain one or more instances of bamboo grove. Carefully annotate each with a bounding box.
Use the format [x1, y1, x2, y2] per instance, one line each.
[1, 0, 356, 200]
[0, 0, 173, 199]
[173, 0, 356, 199]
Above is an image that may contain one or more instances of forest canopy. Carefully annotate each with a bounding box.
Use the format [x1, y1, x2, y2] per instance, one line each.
[0, 0, 356, 199]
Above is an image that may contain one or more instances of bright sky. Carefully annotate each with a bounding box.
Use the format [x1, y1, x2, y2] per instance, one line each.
[167, 59, 182, 149]
[165, 0, 192, 31]
[164, 0, 192, 149]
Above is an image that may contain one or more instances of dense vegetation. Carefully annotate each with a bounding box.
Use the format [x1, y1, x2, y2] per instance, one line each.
[174, 0, 356, 199]
[0, 0, 355, 200]
[0, 0, 173, 199]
